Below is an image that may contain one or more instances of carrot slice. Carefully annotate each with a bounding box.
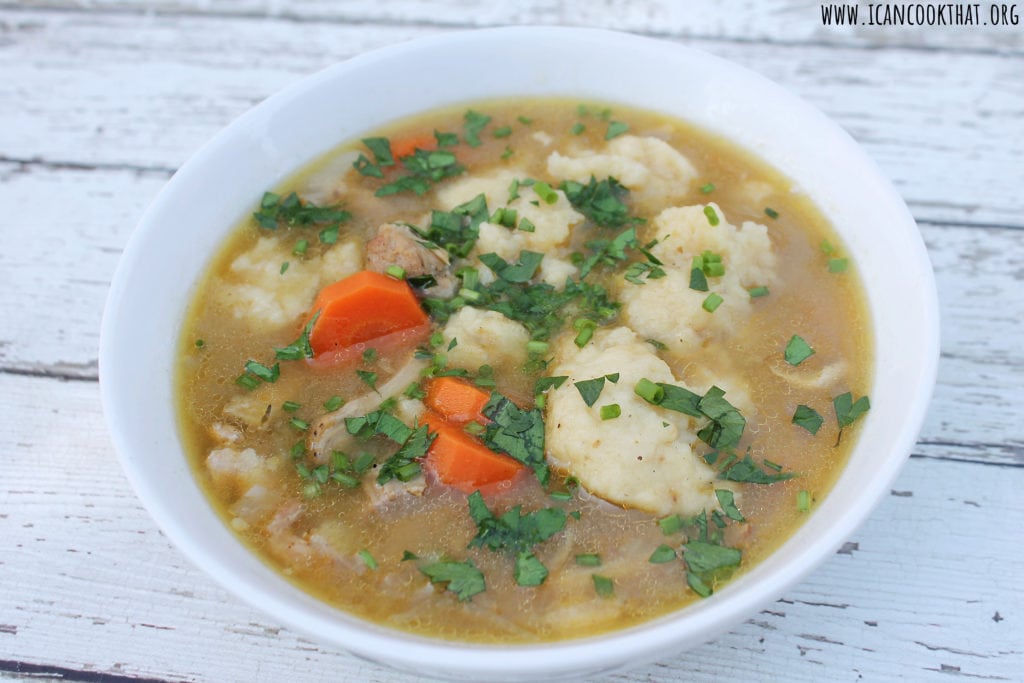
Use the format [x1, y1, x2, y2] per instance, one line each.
[420, 412, 525, 494]
[424, 376, 491, 427]
[306, 270, 428, 357]
[390, 133, 436, 160]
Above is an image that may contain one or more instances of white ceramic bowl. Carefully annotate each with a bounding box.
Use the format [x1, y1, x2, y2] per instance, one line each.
[100, 26, 939, 682]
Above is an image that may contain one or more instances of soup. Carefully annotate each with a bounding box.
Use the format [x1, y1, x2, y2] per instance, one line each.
[176, 99, 872, 643]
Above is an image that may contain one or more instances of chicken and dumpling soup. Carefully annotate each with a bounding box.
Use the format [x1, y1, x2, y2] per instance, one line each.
[176, 99, 872, 643]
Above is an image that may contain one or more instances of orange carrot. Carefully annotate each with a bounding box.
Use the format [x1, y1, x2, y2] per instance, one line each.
[420, 412, 525, 493]
[389, 133, 436, 160]
[424, 376, 491, 427]
[306, 270, 428, 357]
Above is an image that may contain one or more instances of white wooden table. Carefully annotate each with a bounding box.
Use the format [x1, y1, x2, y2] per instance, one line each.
[2, 2, 1021, 680]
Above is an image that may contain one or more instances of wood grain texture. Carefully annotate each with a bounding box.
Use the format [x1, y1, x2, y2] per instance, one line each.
[2, 1, 1021, 681]
[0, 9, 1021, 228]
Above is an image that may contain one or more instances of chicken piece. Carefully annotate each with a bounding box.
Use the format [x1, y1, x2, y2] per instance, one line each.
[363, 477, 427, 510]
[307, 357, 428, 463]
[364, 222, 458, 298]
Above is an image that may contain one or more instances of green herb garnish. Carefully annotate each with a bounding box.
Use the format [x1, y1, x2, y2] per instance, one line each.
[792, 405, 824, 434]
[419, 559, 486, 601]
[784, 335, 815, 365]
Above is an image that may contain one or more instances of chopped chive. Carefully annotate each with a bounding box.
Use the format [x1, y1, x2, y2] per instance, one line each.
[323, 395, 345, 412]
[235, 374, 260, 390]
[575, 553, 602, 567]
[517, 217, 536, 233]
[534, 393, 546, 409]
[292, 239, 309, 256]
[634, 378, 665, 405]
[703, 205, 720, 226]
[797, 490, 812, 512]
[289, 418, 309, 431]
[820, 239, 836, 255]
[700, 182, 716, 194]
[282, 400, 301, 413]
[280, 261, 289, 274]
[600, 404, 621, 420]
[358, 549, 379, 570]
[764, 207, 780, 219]
[748, 285, 770, 298]
[828, 257, 849, 273]
[549, 490, 572, 501]
[762, 459, 783, 471]
[500, 145, 514, 160]
[385, 264, 406, 279]
[289, 441, 305, 459]
[526, 340, 550, 355]
[532, 181, 559, 204]
[649, 544, 677, 564]
[702, 293, 724, 312]
[493, 125, 512, 138]
[194, 339, 205, 348]
[517, 115, 533, 125]
[401, 550, 419, 561]
[464, 421, 486, 436]
[571, 122, 585, 135]
[362, 347, 378, 364]
[573, 319, 596, 348]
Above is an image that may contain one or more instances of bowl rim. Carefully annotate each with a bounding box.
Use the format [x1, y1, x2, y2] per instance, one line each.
[100, 25, 940, 680]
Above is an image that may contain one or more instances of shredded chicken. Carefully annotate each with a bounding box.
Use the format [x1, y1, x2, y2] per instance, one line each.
[364, 222, 458, 298]
[307, 357, 428, 463]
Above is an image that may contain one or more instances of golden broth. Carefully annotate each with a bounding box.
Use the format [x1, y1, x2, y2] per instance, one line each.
[177, 98, 872, 643]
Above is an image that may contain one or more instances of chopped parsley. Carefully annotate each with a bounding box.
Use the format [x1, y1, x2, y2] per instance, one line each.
[682, 541, 741, 597]
[712, 451, 796, 484]
[715, 489, 745, 522]
[463, 110, 492, 147]
[648, 544, 677, 564]
[560, 176, 636, 229]
[375, 148, 465, 196]
[253, 191, 351, 238]
[466, 492, 566, 587]
[418, 194, 489, 258]
[792, 404, 824, 434]
[573, 374, 618, 408]
[605, 120, 629, 140]
[481, 394, 549, 485]
[419, 559, 486, 602]
[784, 335, 815, 365]
[833, 391, 871, 429]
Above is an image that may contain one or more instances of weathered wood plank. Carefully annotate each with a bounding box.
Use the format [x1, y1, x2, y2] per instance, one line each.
[7, 0, 1023, 53]
[1, 374, 1019, 682]
[0, 10, 1021, 227]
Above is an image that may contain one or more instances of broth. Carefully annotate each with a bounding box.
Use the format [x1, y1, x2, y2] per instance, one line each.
[176, 98, 872, 643]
